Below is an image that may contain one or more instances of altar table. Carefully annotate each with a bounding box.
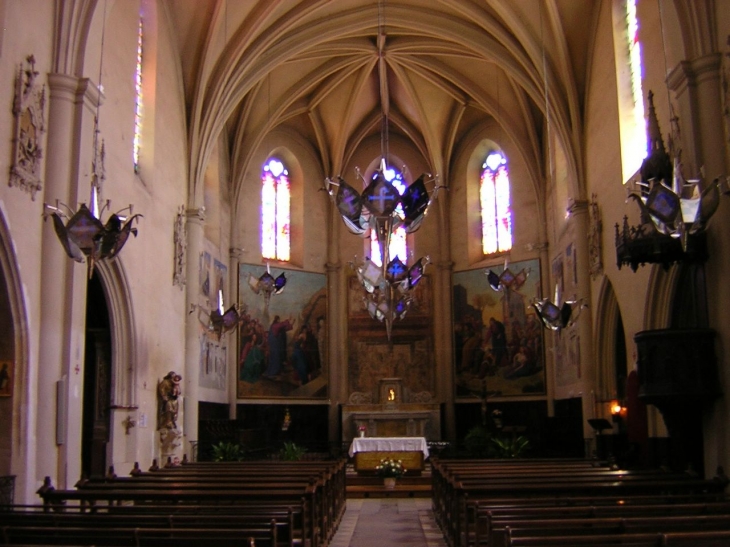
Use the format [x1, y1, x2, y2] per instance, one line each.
[348, 437, 429, 474]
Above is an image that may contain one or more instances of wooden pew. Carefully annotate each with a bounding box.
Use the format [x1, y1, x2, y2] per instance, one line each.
[35, 459, 347, 547]
[484, 501, 730, 547]
[429, 458, 728, 547]
[502, 514, 730, 547]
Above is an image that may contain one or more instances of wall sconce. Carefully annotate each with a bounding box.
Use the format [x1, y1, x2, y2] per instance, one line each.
[610, 400, 626, 421]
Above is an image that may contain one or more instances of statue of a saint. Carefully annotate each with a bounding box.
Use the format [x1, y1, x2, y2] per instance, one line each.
[158, 371, 182, 430]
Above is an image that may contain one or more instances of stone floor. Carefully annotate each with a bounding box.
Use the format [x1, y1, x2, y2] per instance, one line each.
[329, 498, 447, 547]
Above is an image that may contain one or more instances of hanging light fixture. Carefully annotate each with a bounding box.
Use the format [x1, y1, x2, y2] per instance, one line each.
[247, 262, 287, 317]
[615, 1, 726, 272]
[43, 0, 141, 278]
[528, 2, 585, 332]
[209, 289, 246, 340]
[531, 284, 586, 332]
[323, 0, 441, 339]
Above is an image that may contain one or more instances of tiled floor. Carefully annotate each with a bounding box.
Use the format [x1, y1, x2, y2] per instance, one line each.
[330, 498, 447, 547]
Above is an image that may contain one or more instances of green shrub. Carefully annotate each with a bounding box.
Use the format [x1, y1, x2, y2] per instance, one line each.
[464, 425, 494, 458]
[280, 441, 306, 461]
[211, 441, 244, 462]
[491, 435, 530, 458]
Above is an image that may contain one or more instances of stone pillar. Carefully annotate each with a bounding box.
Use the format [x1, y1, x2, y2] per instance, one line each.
[183, 207, 205, 459]
[38, 74, 101, 488]
[228, 247, 243, 420]
[327, 260, 344, 448]
[668, 53, 730, 477]
[568, 200, 596, 440]
[435, 260, 455, 441]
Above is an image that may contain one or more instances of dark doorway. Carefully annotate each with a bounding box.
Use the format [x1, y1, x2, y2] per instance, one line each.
[82, 272, 112, 478]
[0, 265, 14, 476]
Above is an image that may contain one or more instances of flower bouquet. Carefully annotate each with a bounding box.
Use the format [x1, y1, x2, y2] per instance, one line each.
[376, 457, 406, 478]
[358, 425, 366, 437]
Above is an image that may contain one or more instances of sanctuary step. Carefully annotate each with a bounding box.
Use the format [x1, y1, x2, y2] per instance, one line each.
[346, 464, 432, 498]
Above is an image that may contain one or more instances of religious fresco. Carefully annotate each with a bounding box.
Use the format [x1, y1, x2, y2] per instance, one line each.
[453, 259, 545, 399]
[237, 264, 327, 399]
[199, 333, 227, 390]
[347, 275, 434, 398]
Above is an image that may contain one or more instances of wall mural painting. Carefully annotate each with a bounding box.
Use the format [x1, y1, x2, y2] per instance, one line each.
[237, 264, 327, 399]
[199, 334, 227, 390]
[453, 259, 545, 399]
[347, 276, 434, 398]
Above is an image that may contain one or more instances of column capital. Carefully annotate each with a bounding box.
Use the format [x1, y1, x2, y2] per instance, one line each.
[667, 53, 722, 92]
[229, 247, 244, 261]
[567, 199, 589, 216]
[325, 261, 342, 272]
[436, 260, 454, 271]
[185, 206, 206, 223]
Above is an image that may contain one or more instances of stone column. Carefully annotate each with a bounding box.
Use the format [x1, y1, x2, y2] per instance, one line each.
[668, 53, 730, 477]
[38, 74, 101, 488]
[183, 207, 205, 459]
[567, 199, 596, 440]
[228, 247, 243, 420]
[435, 260, 455, 441]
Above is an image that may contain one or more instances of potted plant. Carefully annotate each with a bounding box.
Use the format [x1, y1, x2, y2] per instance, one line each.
[279, 441, 306, 461]
[211, 441, 244, 462]
[376, 457, 406, 489]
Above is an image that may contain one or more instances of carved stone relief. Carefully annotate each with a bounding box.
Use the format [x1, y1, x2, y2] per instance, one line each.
[9, 55, 45, 200]
[588, 193, 603, 279]
[173, 205, 186, 288]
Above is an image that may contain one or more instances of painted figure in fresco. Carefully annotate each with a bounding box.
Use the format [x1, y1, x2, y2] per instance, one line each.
[158, 371, 182, 430]
[485, 317, 508, 369]
[504, 342, 537, 379]
[263, 315, 293, 379]
[239, 332, 265, 383]
[303, 324, 320, 379]
[291, 327, 309, 385]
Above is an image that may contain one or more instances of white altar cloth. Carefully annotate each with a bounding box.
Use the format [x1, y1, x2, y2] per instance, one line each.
[348, 436, 429, 458]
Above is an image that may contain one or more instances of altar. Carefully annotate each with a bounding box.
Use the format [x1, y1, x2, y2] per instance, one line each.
[342, 378, 441, 442]
[348, 436, 429, 474]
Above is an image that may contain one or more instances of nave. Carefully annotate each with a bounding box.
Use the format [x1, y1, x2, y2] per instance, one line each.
[1, 455, 729, 547]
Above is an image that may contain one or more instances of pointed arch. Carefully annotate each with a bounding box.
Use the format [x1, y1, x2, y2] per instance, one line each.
[93, 259, 137, 409]
[594, 277, 623, 404]
[0, 204, 32, 502]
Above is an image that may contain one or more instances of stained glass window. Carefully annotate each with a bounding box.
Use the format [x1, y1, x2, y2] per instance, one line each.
[261, 158, 290, 261]
[370, 165, 407, 266]
[481, 151, 512, 255]
[623, 0, 647, 175]
[133, 16, 143, 173]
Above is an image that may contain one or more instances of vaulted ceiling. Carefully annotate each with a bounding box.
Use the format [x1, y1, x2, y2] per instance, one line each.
[164, 0, 598, 204]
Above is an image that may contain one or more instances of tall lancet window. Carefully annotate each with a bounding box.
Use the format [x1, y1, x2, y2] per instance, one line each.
[625, 0, 644, 141]
[261, 158, 291, 261]
[370, 165, 408, 266]
[480, 151, 512, 255]
[133, 15, 143, 172]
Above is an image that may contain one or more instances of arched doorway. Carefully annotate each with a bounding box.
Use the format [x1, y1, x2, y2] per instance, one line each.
[0, 261, 14, 477]
[82, 272, 112, 478]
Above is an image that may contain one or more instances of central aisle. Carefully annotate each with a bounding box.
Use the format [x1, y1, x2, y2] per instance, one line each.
[330, 498, 447, 547]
